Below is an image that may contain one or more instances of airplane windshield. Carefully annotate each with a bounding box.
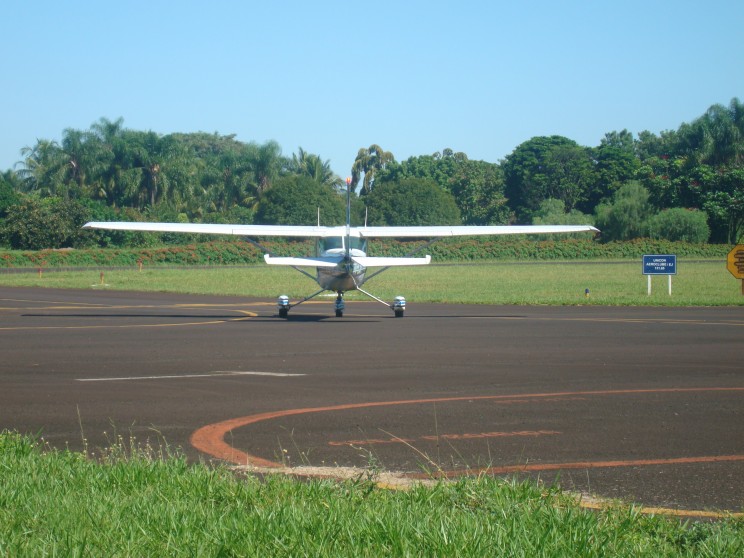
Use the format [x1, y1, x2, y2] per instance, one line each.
[318, 236, 367, 253]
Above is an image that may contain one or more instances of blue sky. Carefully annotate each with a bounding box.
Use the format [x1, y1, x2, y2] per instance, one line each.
[2, 1, 742, 177]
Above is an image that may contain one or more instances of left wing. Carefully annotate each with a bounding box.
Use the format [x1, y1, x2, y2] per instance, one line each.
[83, 222, 345, 237]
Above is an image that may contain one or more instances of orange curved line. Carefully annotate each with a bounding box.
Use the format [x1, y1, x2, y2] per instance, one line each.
[190, 387, 744, 467]
[411, 454, 744, 479]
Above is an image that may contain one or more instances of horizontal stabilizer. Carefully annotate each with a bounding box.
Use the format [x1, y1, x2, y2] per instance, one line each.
[264, 255, 343, 267]
[352, 256, 431, 267]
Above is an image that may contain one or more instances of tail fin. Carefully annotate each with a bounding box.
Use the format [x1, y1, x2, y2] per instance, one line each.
[345, 177, 352, 261]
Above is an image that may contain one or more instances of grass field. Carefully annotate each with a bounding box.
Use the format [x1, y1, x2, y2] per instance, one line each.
[2, 432, 742, 557]
[1, 259, 742, 306]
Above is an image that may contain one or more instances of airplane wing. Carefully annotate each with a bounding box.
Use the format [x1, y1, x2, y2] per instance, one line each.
[84, 221, 598, 238]
[83, 222, 346, 237]
[354, 225, 598, 237]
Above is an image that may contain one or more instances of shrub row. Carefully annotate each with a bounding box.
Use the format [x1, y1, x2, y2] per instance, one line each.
[0, 238, 730, 269]
[369, 238, 730, 260]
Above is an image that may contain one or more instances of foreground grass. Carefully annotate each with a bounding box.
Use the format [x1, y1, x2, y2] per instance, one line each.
[1, 260, 742, 306]
[1, 433, 742, 557]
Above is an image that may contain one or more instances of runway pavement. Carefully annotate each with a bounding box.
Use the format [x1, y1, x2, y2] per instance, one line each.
[1, 286, 742, 516]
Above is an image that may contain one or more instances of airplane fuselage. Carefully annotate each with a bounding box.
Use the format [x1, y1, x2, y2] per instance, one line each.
[316, 243, 366, 291]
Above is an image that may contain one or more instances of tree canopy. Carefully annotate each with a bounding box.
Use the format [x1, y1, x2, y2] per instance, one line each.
[255, 176, 346, 226]
[365, 178, 461, 226]
[375, 150, 509, 225]
[2, 98, 744, 248]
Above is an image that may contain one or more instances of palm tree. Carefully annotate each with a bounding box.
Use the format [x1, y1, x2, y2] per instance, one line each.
[682, 98, 744, 167]
[90, 117, 125, 145]
[16, 139, 67, 197]
[59, 128, 105, 198]
[289, 147, 343, 189]
[350, 144, 394, 195]
[253, 140, 283, 195]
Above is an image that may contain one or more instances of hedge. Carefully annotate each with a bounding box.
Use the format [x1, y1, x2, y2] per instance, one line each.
[0, 238, 731, 269]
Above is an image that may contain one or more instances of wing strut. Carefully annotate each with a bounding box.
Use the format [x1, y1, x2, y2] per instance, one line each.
[350, 270, 401, 313]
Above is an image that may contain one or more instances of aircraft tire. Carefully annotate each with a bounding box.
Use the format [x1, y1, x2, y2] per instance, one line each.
[335, 309, 343, 318]
[279, 308, 289, 318]
[394, 309, 404, 318]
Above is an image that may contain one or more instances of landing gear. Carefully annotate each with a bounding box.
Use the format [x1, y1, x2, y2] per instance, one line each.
[277, 295, 290, 318]
[334, 292, 345, 317]
[393, 296, 406, 318]
[276, 291, 405, 318]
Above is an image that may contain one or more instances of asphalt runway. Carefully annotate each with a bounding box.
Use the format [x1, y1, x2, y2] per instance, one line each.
[1, 286, 743, 516]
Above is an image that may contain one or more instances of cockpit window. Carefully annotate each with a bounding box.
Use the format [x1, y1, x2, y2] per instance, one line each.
[317, 236, 367, 253]
[349, 237, 367, 251]
[321, 237, 343, 251]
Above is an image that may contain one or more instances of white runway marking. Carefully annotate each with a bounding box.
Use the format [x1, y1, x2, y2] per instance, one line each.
[76, 371, 306, 382]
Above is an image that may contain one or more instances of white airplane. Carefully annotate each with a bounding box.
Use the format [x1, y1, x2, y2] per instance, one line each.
[84, 186, 597, 318]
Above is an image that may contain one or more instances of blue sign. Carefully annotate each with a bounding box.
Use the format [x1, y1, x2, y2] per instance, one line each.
[642, 254, 677, 275]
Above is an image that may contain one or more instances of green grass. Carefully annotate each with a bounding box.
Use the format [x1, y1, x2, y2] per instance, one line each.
[1, 432, 742, 557]
[1, 260, 742, 306]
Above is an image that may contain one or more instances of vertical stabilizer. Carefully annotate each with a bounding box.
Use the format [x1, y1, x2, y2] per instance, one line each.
[345, 177, 352, 261]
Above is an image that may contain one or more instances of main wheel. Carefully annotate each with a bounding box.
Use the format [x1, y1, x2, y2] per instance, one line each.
[279, 308, 289, 318]
[394, 309, 404, 318]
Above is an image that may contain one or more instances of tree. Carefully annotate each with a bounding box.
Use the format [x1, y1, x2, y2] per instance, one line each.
[675, 98, 744, 167]
[532, 198, 594, 226]
[702, 168, 744, 243]
[287, 147, 343, 189]
[594, 181, 654, 241]
[90, 117, 125, 145]
[647, 208, 710, 243]
[250, 140, 283, 195]
[502, 136, 594, 222]
[376, 150, 510, 225]
[58, 127, 98, 198]
[588, 130, 641, 209]
[255, 175, 346, 226]
[16, 139, 67, 198]
[350, 144, 394, 195]
[365, 178, 461, 226]
[0, 171, 21, 218]
[1, 196, 90, 249]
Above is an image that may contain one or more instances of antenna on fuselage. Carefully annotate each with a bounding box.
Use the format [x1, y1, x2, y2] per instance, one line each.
[345, 177, 352, 261]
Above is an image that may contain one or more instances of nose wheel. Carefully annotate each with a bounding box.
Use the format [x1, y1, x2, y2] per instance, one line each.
[334, 292, 345, 317]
